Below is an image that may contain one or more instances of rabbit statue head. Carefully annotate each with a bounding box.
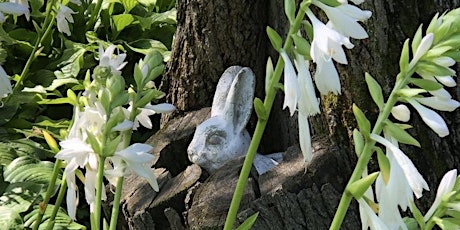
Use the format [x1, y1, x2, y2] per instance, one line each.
[187, 66, 255, 173]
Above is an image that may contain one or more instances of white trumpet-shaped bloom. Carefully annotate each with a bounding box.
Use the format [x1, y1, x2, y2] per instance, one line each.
[0, 2, 29, 23]
[280, 50, 299, 116]
[298, 114, 312, 162]
[415, 96, 460, 112]
[0, 66, 12, 99]
[128, 102, 176, 130]
[313, 0, 371, 39]
[110, 143, 159, 191]
[9, 0, 29, 20]
[314, 56, 341, 95]
[371, 134, 429, 199]
[306, 9, 353, 65]
[374, 135, 413, 230]
[56, 4, 76, 36]
[98, 45, 128, 75]
[407, 98, 449, 137]
[424, 169, 457, 221]
[55, 138, 98, 219]
[358, 199, 388, 230]
[296, 54, 320, 116]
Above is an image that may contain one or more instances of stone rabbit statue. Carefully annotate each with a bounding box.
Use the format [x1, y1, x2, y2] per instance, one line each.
[188, 66, 281, 174]
[187, 66, 255, 173]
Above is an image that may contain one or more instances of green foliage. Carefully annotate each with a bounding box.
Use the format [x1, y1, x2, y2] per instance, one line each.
[24, 204, 86, 230]
[267, 26, 282, 52]
[236, 212, 259, 230]
[0, 0, 177, 228]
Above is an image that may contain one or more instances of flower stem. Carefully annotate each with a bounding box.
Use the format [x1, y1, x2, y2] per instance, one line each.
[87, 0, 103, 31]
[109, 177, 124, 230]
[223, 8, 305, 230]
[45, 174, 68, 230]
[11, 0, 57, 95]
[329, 71, 414, 229]
[94, 155, 106, 230]
[32, 159, 62, 230]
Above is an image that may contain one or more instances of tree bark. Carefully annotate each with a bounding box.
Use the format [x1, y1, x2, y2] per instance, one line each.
[150, 0, 460, 228]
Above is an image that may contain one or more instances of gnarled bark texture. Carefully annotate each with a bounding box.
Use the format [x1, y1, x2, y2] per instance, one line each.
[124, 0, 460, 229]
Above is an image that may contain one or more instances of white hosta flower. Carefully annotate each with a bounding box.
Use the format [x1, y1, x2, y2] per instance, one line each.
[112, 119, 134, 131]
[424, 169, 457, 221]
[280, 50, 299, 116]
[70, 0, 82, 5]
[374, 136, 413, 230]
[83, 168, 106, 214]
[298, 114, 312, 162]
[371, 134, 429, 199]
[296, 54, 320, 116]
[55, 138, 98, 219]
[306, 9, 353, 64]
[434, 75, 456, 87]
[338, 0, 365, 4]
[391, 104, 411, 122]
[358, 199, 388, 230]
[0, 66, 12, 99]
[111, 143, 159, 191]
[69, 103, 107, 140]
[407, 98, 449, 137]
[314, 56, 341, 95]
[409, 33, 434, 68]
[9, 0, 29, 20]
[0, 2, 28, 23]
[415, 96, 460, 112]
[128, 103, 176, 130]
[313, 0, 371, 39]
[56, 4, 76, 36]
[98, 45, 128, 75]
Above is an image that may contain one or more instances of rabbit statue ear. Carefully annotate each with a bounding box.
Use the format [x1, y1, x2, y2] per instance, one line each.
[223, 67, 255, 134]
[211, 66, 243, 117]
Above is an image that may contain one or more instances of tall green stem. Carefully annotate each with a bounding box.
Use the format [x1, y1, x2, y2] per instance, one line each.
[11, 0, 57, 94]
[223, 9, 305, 230]
[108, 95, 137, 230]
[94, 155, 106, 230]
[45, 174, 68, 230]
[32, 159, 62, 230]
[329, 71, 414, 229]
[87, 0, 103, 31]
[109, 177, 124, 230]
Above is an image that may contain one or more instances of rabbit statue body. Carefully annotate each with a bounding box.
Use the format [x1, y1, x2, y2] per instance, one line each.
[187, 66, 255, 173]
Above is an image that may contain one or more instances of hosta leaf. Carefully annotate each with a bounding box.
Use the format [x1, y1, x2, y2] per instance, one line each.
[0, 140, 53, 165]
[0, 206, 23, 230]
[0, 182, 43, 213]
[121, 0, 137, 12]
[126, 39, 168, 56]
[24, 204, 86, 230]
[4, 156, 59, 185]
[112, 14, 135, 32]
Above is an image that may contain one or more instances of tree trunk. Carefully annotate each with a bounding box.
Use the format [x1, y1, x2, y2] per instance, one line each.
[146, 0, 460, 228]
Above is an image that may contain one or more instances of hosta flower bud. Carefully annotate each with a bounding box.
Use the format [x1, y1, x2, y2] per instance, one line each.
[391, 104, 411, 122]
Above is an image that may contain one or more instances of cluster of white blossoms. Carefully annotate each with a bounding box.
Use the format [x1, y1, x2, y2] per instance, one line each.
[55, 45, 175, 219]
[281, 0, 371, 162]
[357, 9, 460, 229]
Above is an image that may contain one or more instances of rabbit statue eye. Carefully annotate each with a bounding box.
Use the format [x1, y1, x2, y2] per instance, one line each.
[206, 130, 226, 146]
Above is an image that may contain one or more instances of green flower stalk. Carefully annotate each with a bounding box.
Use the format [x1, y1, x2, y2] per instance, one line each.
[225, 0, 372, 228]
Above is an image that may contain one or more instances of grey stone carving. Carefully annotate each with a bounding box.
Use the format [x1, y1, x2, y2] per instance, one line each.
[187, 66, 281, 174]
